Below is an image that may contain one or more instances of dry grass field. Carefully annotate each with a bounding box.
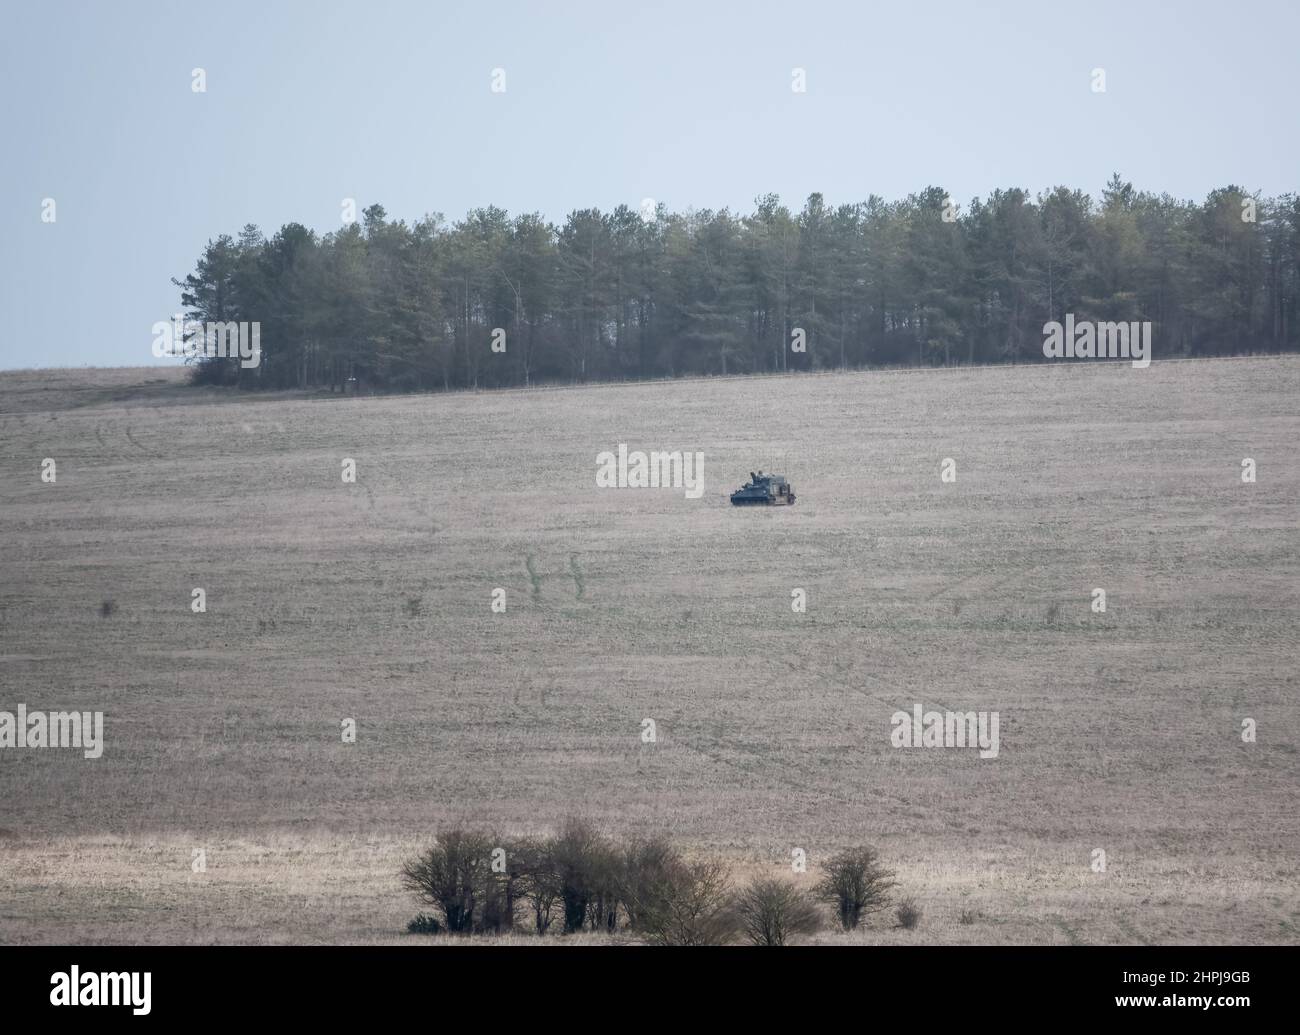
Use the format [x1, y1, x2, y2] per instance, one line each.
[1, 357, 1297, 945]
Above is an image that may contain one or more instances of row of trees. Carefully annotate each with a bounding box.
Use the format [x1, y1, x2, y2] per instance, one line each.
[400, 821, 903, 945]
[174, 177, 1300, 391]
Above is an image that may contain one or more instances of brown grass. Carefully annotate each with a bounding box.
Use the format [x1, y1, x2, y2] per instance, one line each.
[0, 357, 1297, 944]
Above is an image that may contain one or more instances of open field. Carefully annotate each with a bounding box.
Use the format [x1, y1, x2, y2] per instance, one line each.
[1, 357, 1297, 944]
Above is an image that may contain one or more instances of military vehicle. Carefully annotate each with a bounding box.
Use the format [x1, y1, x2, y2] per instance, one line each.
[730, 470, 796, 506]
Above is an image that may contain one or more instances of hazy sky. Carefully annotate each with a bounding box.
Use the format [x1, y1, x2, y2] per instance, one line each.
[2, 0, 1296, 370]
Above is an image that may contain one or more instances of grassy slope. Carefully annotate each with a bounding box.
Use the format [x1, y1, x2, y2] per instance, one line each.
[1, 357, 1296, 944]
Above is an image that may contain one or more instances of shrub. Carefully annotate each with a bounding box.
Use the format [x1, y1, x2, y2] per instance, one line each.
[636, 858, 738, 946]
[619, 835, 684, 932]
[406, 913, 443, 935]
[548, 818, 617, 933]
[735, 876, 823, 946]
[400, 827, 495, 933]
[511, 836, 561, 934]
[959, 907, 977, 925]
[814, 846, 897, 930]
[895, 897, 922, 929]
[584, 838, 624, 933]
[477, 836, 528, 934]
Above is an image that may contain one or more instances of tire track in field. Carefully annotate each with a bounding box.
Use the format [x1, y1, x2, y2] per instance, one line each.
[125, 425, 163, 459]
[925, 569, 1018, 605]
[1114, 916, 1153, 945]
[805, 644, 1015, 825]
[356, 458, 438, 531]
[781, 653, 988, 824]
[923, 569, 987, 602]
[1048, 914, 1087, 945]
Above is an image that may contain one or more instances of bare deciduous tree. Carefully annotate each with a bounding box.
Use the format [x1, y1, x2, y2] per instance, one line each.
[512, 836, 560, 934]
[735, 876, 823, 946]
[619, 835, 683, 932]
[814, 846, 897, 931]
[549, 817, 614, 933]
[400, 827, 495, 933]
[637, 858, 738, 946]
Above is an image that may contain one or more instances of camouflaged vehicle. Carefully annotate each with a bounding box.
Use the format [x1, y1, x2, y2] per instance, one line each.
[730, 471, 796, 505]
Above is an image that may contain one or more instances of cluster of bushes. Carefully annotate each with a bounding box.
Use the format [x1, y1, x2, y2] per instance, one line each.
[401, 820, 913, 945]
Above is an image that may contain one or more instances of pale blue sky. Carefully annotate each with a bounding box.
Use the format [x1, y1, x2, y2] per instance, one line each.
[2, 0, 1296, 369]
